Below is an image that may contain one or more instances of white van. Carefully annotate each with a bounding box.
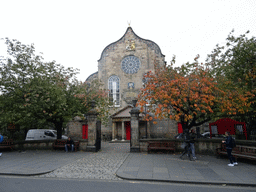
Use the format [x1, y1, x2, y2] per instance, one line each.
[25, 129, 68, 141]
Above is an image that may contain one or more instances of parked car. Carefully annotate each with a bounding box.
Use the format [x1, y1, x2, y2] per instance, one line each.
[201, 132, 211, 138]
[174, 133, 184, 139]
[25, 129, 68, 141]
[201, 132, 225, 139]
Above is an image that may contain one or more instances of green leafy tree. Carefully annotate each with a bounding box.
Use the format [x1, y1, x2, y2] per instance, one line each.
[0, 38, 109, 139]
[74, 79, 111, 125]
[207, 30, 256, 134]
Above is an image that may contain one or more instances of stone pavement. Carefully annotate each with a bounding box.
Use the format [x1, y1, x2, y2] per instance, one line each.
[0, 142, 256, 186]
[36, 142, 129, 180]
[0, 150, 87, 176]
[116, 153, 256, 186]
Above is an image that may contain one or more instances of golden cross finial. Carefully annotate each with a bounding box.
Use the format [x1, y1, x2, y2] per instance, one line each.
[127, 21, 131, 27]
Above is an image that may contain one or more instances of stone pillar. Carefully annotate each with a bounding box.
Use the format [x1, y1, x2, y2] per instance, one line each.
[121, 121, 125, 141]
[86, 101, 98, 152]
[112, 122, 115, 141]
[129, 100, 140, 152]
[147, 121, 150, 138]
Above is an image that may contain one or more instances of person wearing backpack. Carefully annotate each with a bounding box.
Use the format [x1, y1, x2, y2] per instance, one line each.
[222, 131, 238, 166]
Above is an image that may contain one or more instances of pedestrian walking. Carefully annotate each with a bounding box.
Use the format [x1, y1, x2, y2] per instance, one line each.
[222, 131, 238, 166]
[189, 129, 197, 160]
[180, 130, 192, 160]
[65, 137, 74, 152]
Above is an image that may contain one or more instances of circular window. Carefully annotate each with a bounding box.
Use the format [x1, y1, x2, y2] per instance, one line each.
[121, 56, 141, 74]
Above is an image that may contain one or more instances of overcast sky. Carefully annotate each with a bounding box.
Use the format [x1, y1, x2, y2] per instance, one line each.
[0, 0, 255, 82]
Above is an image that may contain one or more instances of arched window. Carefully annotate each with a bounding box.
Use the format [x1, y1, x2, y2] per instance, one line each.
[108, 75, 120, 106]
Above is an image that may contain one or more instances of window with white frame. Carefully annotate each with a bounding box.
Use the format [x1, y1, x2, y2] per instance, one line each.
[108, 75, 120, 106]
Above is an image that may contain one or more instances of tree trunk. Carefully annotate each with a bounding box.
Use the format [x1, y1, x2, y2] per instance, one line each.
[55, 121, 63, 139]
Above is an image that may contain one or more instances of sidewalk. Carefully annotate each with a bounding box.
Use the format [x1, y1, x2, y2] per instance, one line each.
[116, 153, 256, 186]
[0, 150, 87, 176]
[0, 145, 256, 186]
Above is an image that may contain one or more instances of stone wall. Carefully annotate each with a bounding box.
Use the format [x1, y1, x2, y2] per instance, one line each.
[139, 139, 256, 155]
[148, 119, 178, 139]
[12, 139, 88, 151]
[66, 118, 86, 140]
[7, 139, 256, 156]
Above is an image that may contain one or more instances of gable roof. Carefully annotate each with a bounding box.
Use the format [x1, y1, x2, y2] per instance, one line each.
[98, 27, 165, 62]
[111, 105, 144, 118]
[111, 105, 133, 119]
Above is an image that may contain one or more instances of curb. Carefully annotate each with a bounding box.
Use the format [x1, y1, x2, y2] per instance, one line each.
[0, 170, 53, 177]
[115, 173, 256, 187]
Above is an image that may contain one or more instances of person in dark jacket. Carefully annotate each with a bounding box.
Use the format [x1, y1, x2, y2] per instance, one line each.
[180, 129, 195, 160]
[189, 129, 197, 160]
[222, 131, 238, 166]
[180, 139, 190, 160]
[65, 137, 74, 152]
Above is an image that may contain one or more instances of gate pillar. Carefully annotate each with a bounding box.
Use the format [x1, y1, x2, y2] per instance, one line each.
[129, 100, 140, 152]
[86, 101, 99, 152]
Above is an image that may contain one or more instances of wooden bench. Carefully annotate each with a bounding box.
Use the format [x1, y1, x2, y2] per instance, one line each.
[0, 139, 14, 150]
[52, 139, 80, 152]
[148, 141, 175, 153]
[216, 143, 256, 160]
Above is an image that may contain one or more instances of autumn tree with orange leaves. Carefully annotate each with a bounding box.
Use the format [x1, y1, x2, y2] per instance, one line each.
[137, 56, 251, 136]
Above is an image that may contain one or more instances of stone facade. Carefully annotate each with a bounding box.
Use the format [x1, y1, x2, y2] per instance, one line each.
[97, 27, 165, 108]
[85, 27, 177, 140]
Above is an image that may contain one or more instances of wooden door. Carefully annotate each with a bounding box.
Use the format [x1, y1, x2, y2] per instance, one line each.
[82, 124, 88, 139]
[125, 121, 131, 140]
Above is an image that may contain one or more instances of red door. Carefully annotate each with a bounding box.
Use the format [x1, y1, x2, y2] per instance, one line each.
[125, 122, 131, 140]
[178, 122, 183, 133]
[82, 124, 88, 139]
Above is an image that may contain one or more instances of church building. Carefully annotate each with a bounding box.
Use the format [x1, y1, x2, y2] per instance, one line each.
[84, 27, 177, 141]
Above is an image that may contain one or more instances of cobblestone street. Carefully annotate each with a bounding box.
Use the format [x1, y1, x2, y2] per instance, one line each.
[36, 142, 130, 180]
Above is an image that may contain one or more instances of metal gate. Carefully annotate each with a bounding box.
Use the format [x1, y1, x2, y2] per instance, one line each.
[95, 120, 101, 151]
